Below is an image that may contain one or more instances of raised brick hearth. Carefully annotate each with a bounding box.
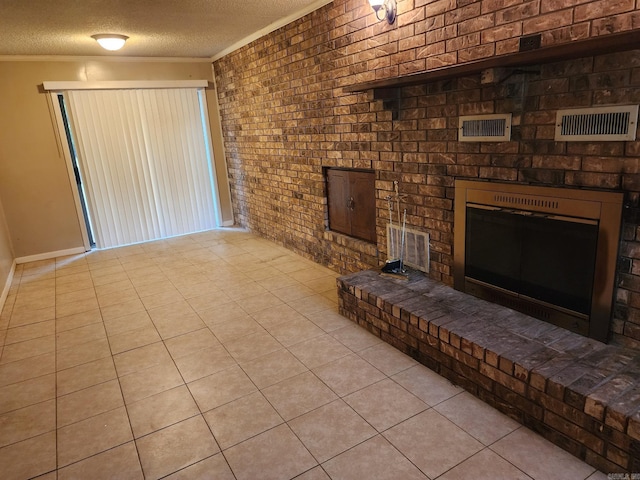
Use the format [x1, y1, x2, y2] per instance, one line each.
[338, 269, 640, 473]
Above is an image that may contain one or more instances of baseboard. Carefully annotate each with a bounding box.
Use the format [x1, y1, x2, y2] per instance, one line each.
[0, 260, 16, 316]
[221, 220, 235, 227]
[15, 246, 86, 265]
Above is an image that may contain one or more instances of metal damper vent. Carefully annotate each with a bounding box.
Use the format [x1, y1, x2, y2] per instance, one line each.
[459, 114, 512, 142]
[555, 105, 639, 141]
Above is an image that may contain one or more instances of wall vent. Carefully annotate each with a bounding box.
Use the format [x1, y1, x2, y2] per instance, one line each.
[493, 194, 560, 210]
[387, 224, 430, 273]
[555, 105, 638, 141]
[459, 114, 511, 142]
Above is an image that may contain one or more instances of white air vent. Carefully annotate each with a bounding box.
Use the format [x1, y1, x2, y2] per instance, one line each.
[387, 223, 430, 273]
[555, 105, 638, 141]
[459, 114, 512, 142]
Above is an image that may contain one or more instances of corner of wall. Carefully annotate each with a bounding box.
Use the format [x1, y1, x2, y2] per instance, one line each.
[0, 195, 15, 324]
[0, 259, 16, 319]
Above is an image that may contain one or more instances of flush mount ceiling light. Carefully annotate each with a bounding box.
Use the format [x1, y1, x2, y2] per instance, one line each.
[91, 34, 129, 51]
[369, 0, 396, 24]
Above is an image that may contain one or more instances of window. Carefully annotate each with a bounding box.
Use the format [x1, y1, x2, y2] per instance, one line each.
[326, 168, 376, 243]
[61, 87, 221, 249]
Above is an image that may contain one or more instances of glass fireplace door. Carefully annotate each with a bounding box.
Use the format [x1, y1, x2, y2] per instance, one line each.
[465, 206, 599, 316]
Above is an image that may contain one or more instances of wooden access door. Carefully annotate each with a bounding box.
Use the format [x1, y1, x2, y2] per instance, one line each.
[326, 169, 376, 243]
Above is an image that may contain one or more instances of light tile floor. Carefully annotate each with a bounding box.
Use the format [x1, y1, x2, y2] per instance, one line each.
[0, 229, 609, 480]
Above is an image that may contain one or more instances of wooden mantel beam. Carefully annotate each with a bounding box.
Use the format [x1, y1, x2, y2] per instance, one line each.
[344, 30, 640, 93]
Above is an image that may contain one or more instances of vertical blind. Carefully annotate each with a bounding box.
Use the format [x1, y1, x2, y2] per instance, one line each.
[66, 88, 220, 249]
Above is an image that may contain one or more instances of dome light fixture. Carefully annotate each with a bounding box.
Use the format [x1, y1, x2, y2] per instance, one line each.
[91, 34, 129, 51]
[368, 0, 396, 24]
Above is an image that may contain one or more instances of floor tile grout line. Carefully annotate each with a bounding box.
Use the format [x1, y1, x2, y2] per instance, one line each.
[94, 241, 186, 479]
[106, 241, 265, 477]
[319, 431, 418, 477]
[105, 307, 147, 479]
[54, 257, 62, 476]
[430, 443, 535, 480]
[482, 425, 597, 480]
[278, 267, 529, 477]
[60, 254, 142, 476]
[165, 278, 360, 458]
[55, 438, 138, 475]
[243, 339, 434, 470]
[3, 230, 603, 479]
[478, 430, 538, 480]
[349, 356, 543, 478]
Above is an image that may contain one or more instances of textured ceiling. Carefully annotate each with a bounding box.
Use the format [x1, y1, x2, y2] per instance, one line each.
[0, 0, 331, 58]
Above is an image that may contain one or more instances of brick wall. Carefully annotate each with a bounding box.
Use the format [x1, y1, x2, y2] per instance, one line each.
[213, 0, 640, 347]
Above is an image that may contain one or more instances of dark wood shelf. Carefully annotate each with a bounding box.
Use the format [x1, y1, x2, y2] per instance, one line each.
[344, 30, 640, 93]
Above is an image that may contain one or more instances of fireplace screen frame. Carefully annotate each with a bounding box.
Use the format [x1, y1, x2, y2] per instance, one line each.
[453, 180, 623, 343]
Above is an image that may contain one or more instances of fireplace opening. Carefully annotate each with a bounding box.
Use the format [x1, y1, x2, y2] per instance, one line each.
[454, 180, 623, 342]
[466, 206, 599, 314]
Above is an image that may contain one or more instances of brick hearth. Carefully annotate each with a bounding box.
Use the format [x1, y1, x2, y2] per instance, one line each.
[338, 269, 640, 473]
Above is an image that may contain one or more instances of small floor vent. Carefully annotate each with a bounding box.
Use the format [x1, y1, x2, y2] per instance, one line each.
[459, 114, 511, 142]
[555, 105, 638, 141]
[387, 224, 430, 273]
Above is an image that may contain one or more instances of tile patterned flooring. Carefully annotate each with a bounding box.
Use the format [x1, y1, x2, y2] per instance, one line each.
[0, 229, 609, 479]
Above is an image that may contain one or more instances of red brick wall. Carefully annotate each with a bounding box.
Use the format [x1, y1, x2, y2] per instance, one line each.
[213, 0, 640, 347]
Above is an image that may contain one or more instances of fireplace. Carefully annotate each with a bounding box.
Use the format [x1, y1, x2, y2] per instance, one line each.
[453, 180, 623, 343]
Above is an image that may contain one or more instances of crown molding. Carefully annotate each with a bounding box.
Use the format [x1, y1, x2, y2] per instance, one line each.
[211, 0, 333, 61]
